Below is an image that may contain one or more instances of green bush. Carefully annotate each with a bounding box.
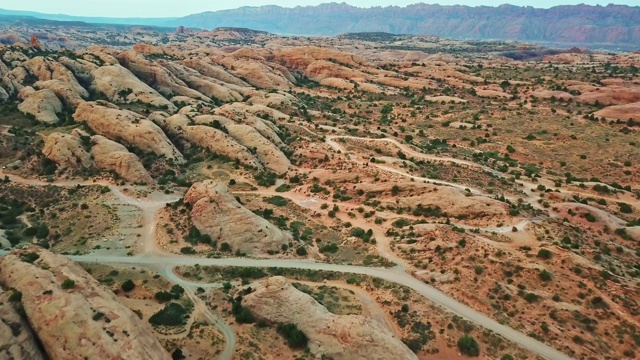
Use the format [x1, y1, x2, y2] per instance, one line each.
[392, 218, 410, 228]
[180, 246, 196, 254]
[457, 335, 480, 356]
[619, 202, 633, 214]
[539, 270, 553, 282]
[154, 291, 175, 303]
[254, 171, 278, 187]
[61, 278, 75, 289]
[276, 323, 308, 349]
[149, 303, 187, 326]
[231, 300, 255, 324]
[295, 247, 307, 256]
[20, 252, 39, 263]
[537, 249, 552, 259]
[266, 196, 289, 207]
[121, 279, 135, 292]
[319, 243, 339, 254]
[8, 290, 22, 302]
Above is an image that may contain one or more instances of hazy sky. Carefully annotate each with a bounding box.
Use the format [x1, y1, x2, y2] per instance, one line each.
[0, 1, 635, 18]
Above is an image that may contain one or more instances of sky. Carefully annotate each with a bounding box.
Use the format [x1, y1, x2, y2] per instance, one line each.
[0, 1, 635, 18]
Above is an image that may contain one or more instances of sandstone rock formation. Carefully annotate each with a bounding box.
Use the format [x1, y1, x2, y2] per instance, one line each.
[117, 51, 209, 102]
[91, 135, 154, 184]
[0, 289, 45, 360]
[91, 65, 176, 111]
[222, 122, 291, 173]
[216, 57, 294, 90]
[42, 132, 93, 169]
[180, 59, 249, 88]
[184, 181, 290, 254]
[594, 102, 640, 121]
[159, 114, 263, 170]
[34, 79, 87, 108]
[0, 246, 172, 360]
[73, 102, 185, 163]
[21, 57, 88, 98]
[243, 276, 418, 360]
[17, 88, 63, 123]
[159, 61, 244, 102]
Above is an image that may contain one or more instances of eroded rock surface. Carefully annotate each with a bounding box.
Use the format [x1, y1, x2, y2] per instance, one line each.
[17, 88, 63, 123]
[184, 181, 290, 254]
[243, 276, 418, 360]
[42, 132, 93, 169]
[91, 135, 153, 184]
[0, 246, 172, 360]
[74, 102, 185, 163]
[0, 289, 45, 360]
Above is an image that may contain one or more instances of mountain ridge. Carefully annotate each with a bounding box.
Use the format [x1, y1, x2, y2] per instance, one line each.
[1, 3, 639, 48]
[169, 2, 640, 47]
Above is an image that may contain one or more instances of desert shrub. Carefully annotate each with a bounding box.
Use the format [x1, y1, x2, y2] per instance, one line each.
[231, 300, 254, 324]
[539, 270, 553, 281]
[180, 246, 196, 254]
[619, 202, 633, 214]
[537, 249, 552, 259]
[172, 349, 186, 360]
[61, 278, 75, 289]
[319, 243, 339, 254]
[266, 196, 289, 207]
[254, 171, 277, 187]
[350, 227, 373, 242]
[20, 252, 39, 263]
[276, 323, 308, 349]
[275, 184, 291, 193]
[121, 279, 135, 292]
[171, 285, 184, 297]
[8, 290, 21, 302]
[154, 291, 175, 302]
[457, 335, 480, 356]
[295, 247, 307, 256]
[392, 218, 410, 228]
[149, 303, 187, 326]
[184, 226, 212, 245]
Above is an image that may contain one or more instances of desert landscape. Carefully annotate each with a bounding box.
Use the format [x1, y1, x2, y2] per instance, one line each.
[0, 5, 638, 360]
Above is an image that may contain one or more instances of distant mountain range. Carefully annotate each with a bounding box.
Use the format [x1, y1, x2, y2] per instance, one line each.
[1, 3, 639, 49]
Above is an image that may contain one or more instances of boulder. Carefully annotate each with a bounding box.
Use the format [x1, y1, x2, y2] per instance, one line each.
[91, 135, 154, 184]
[117, 51, 209, 102]
[224, 123, 291, 173]
[243, 277, 418, 360]
[91, 65, 176, 111]
[18, 89, 63, 123]
[159, 114, 263, 170]
[34, 79, 86, 108]
[73, 102, 184, 163]
[21, 56, 88, 98]
[159, 62, 244, 102]
[0, 246, 172, 360]
[0, 289, 45, 360]
[180, 59, 249, 87]
[184, 181, 290, 254]
[594, 102, 640, 121]
[42, 133, 93, 169]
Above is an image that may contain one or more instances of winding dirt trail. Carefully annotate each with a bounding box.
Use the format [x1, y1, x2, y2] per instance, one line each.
[6, 126, 634, 360]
